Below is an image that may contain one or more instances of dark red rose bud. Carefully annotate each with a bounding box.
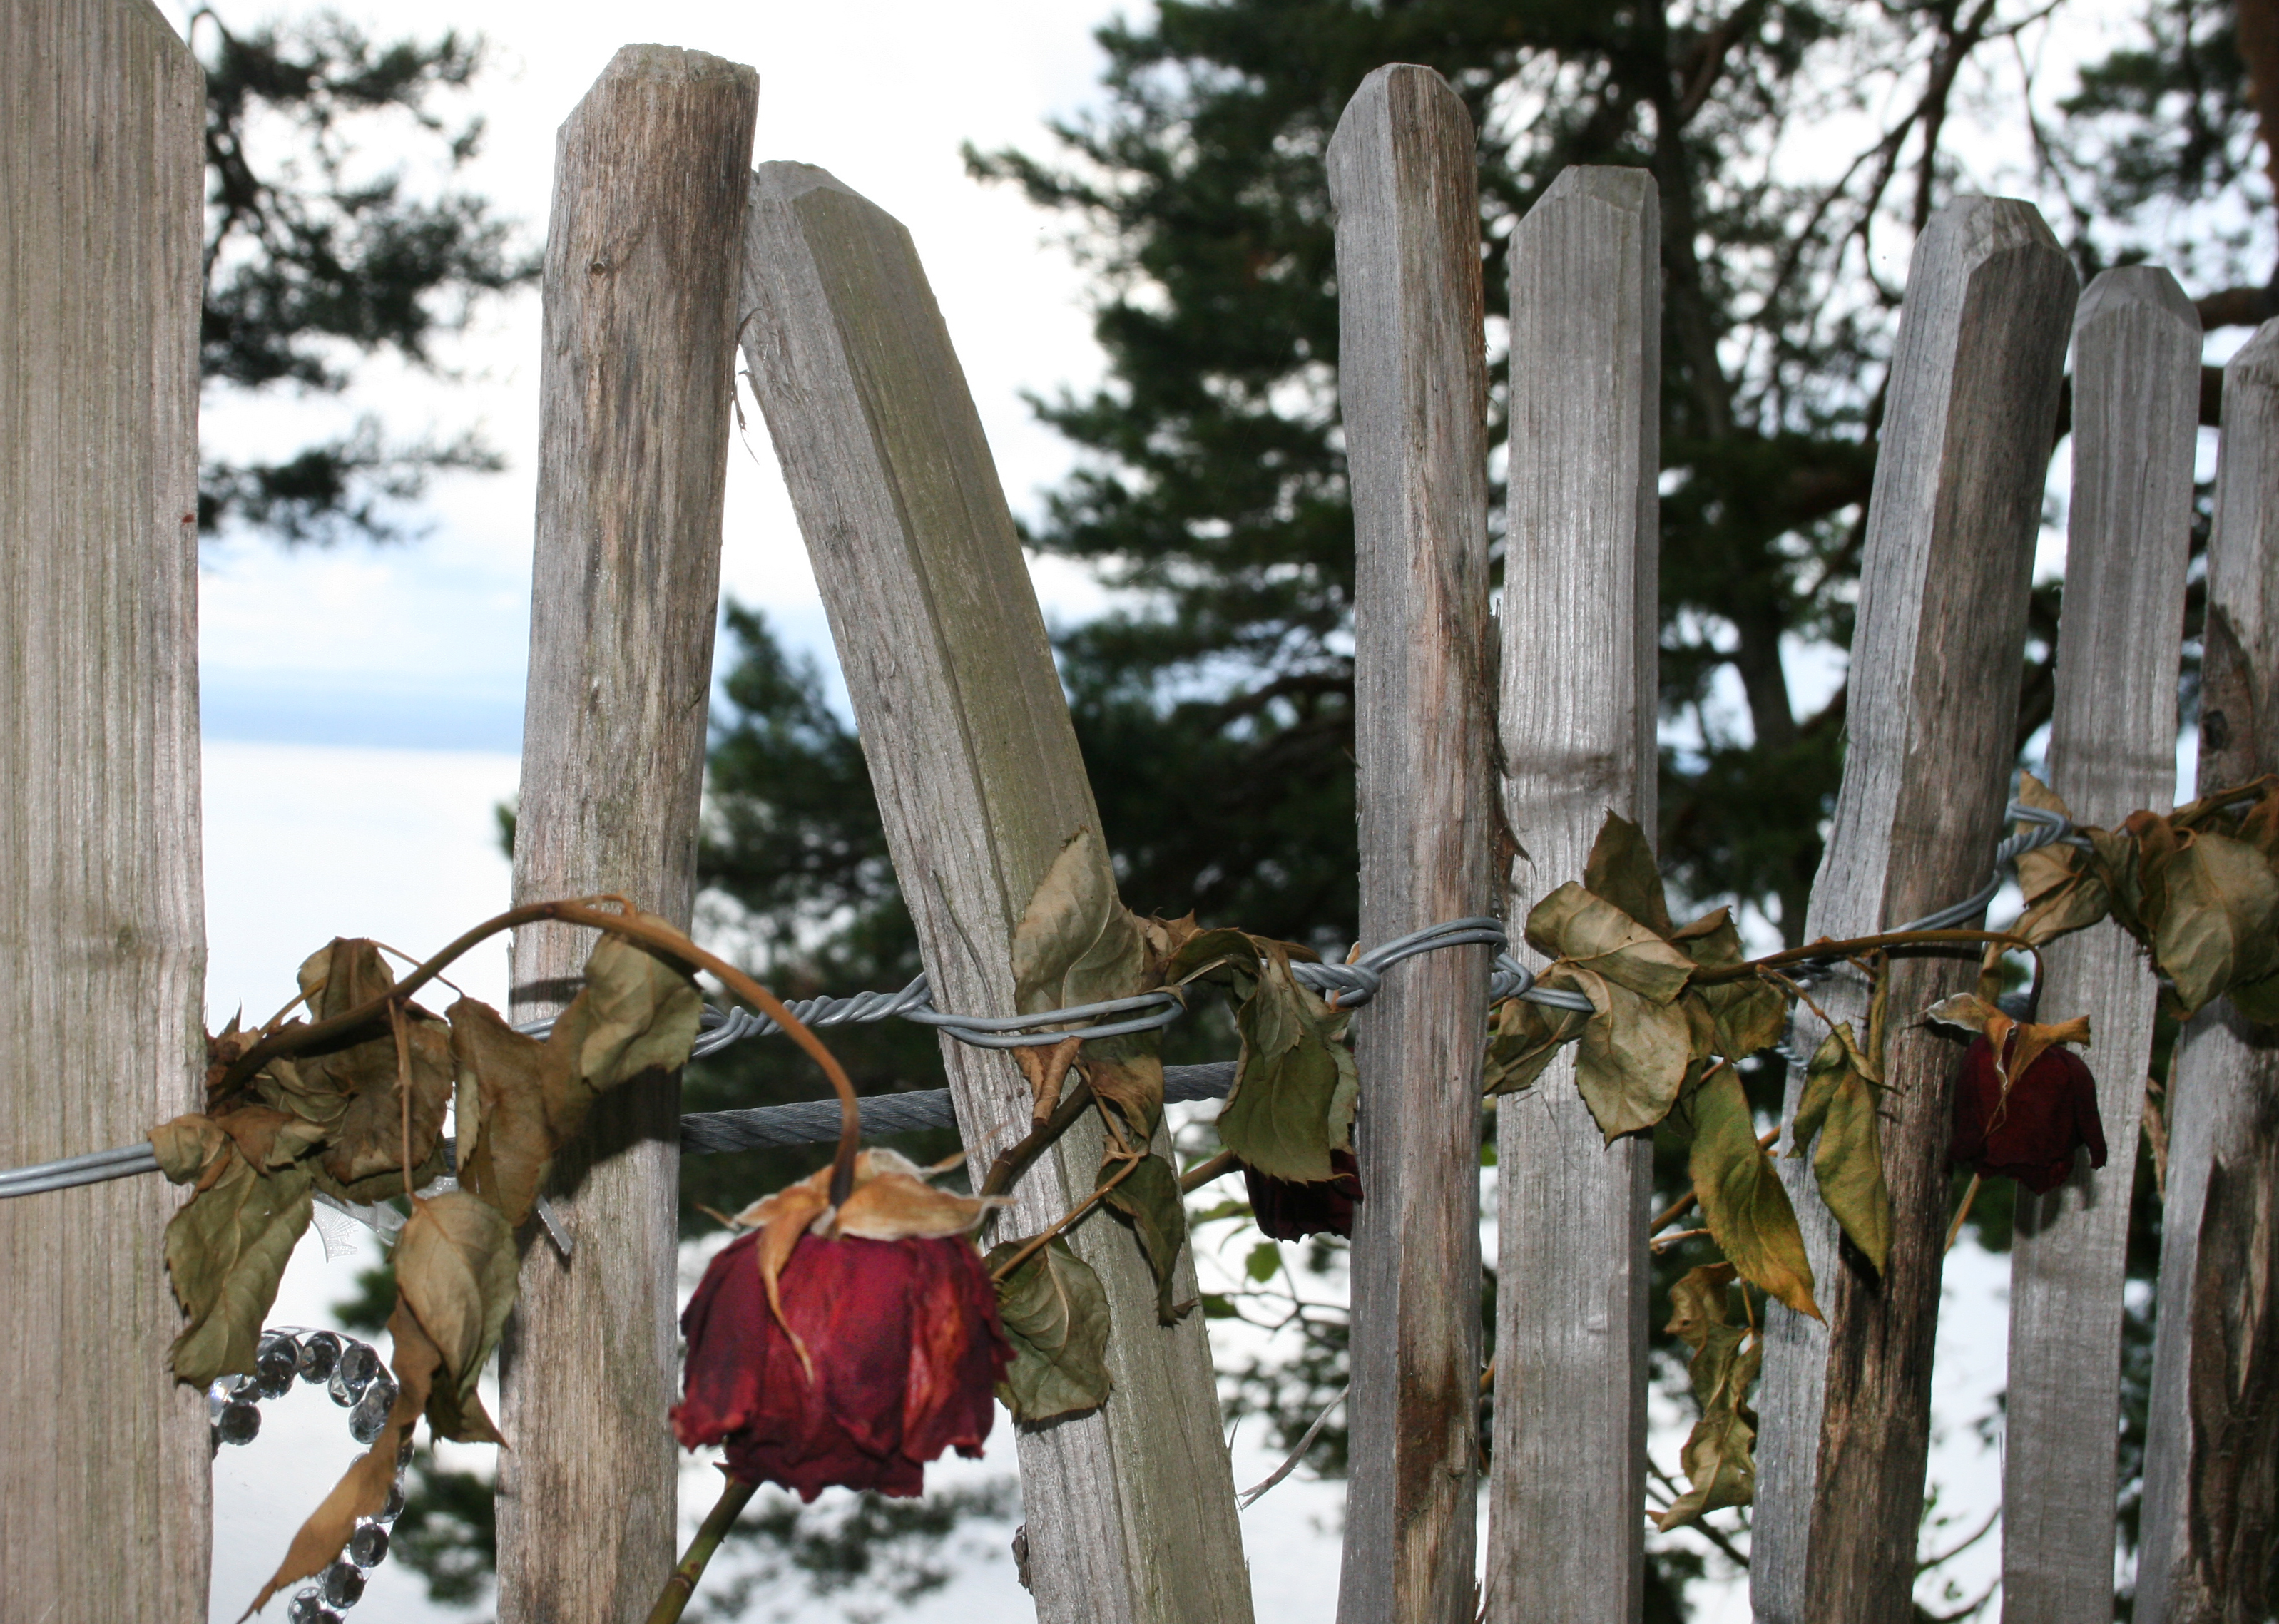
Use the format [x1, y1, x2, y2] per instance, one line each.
[673, 1226, 1011, 1501]
[1245, 1148, 1363, 1240]
[1949, 1032, 2107, 1195]
[673, 1150, 1012, 1502]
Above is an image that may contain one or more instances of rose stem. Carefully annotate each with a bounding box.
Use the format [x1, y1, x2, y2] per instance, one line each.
[645, 1470, 758, 1624]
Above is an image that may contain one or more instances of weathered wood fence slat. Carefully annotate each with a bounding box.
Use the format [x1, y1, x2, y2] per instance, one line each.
[499, 45, 758, 1624]
[2001, 265, 2199, 1624]
[2135, 316, 2279, 1624]
[737, 160, 1253, 1624]
[1330, 62, 1496, 1624]
[1751, 195, 2076, 1624]
[0, 1, 210, 1615]
[1488, 164, 1661, 1624]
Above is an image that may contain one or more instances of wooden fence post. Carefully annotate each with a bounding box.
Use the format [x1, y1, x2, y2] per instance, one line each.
[1487, 164, 1660, 1624]
[737, 161, 1254, 1624]
[0, 3, 209, 1617]
[1749, 197, 2076, 1624]
[1329, 64, 1496, 1624]
[2001, 267, 2198, 1623]
[2134, 317, 2279, 1624]
[497, 46, 756, 1624]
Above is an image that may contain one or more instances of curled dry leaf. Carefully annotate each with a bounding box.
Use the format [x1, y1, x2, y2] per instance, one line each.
[1792, 1026, 1893, 1273]
[446, 925, 702, 1229]
[1679, 1069, 1820, 1322]
[986, 1235, 1113, 1423]
[1656, 1262, 1761, 1531]
[1011, 1035, 1084, 1125]
[154, 1115, 315, 1387]
[1099, 1152, 1191, 1323]
[253, 940, 454, 1202]
[392, 1191, 519, 1442]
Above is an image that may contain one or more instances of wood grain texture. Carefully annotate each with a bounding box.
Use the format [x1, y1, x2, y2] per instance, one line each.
[738, 161, 1253, 1624]
[1748, 197, 2076, 1624]
[496, 46, 755, 1624]
[1328, 64, 1495, 1624]
[0, 4, 209, 1618]
[2001, 267, 2198, 1624]
[1487, 165, 1660, 1624]
[2134, 317, 2279, 1624]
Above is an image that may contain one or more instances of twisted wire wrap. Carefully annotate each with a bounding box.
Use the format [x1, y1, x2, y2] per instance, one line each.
[0, 797, 2076, 1196]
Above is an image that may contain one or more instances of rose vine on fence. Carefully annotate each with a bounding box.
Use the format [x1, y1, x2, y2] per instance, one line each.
[138, 776, 2277, 1620]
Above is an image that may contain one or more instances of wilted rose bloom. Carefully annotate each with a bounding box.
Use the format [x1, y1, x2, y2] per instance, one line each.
[1245, 1148, 1363, 1240]
[673, 1225, 1011, 1500]
[1949, 1033, 2107, 1195]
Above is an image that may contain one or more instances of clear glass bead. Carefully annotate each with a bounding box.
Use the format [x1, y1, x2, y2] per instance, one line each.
[337, 1341, 379, 1391]
[297, 1331, 341, 1384]
[377, 1476, 407, 1523]
[255, 1332, 300, 1398]
[215, 1401, 261, 1446]
[320, 1559, 365, 1608]
[347, 1384, 389, 1446]
[287, 1589, 326, 1624]
[348, 1521, 389, 1568]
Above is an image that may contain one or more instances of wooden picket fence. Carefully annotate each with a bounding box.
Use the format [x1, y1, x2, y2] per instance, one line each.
[3, 14, 2274, 1624]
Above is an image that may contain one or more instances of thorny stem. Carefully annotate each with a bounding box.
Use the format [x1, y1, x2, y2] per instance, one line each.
[646, 1469, 758, 1624]
[1944, 1172, 1984, 1253]
[1181, 1148, 1237, 1193]
[214, 898, 866, 1205]
[390, 1002, 414, 1204]
[979, 1078, 1096, 1201]
[1692, 927, 2034, 984]
[989, 1151, 1146, 1282]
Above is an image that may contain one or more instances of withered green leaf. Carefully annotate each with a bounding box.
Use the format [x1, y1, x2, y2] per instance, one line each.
[1012, 827, 1146, 1017]
[1217, 940, 1359, 1183]
[1482, 992, 1588, 1096]
[1571, 967, 1693, 1141]
[1656, 1261, 1760, 1531]
[1524, 882, 1695, 1003]
[1101, 1152, 1191, 1324]
[1673, 909, 1789, 1060]
[1792, 1026, 1892, 1274]
[1012, 829, 1166, 1145]
[447, 998, 570, 1229]
[1581, 810, 1673, 937]
[258, 939, 454, 1198]
[2011, 774, 2112, 946]
[2152, 830, 2279, 1018]
[392, 1191, 518, 1442]
[158, 1125, 315, 1387]
[986, 1236, 1112, 1423]
[1681, 1069, 1820, 1321]
[555, 926, 703, 1092]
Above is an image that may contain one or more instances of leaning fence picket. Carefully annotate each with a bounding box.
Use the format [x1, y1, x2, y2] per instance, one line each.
[0, 1, 209, 1615]
[736, 160, 1254, 1624]
[1329, 63, 1497, 1624]
[1487, 165, 1661, 1624]
[2000, 266, 2199, 1623]
[498, 46, 757, 1624]
[2134, 317, 2279, 1624]
[1750, 196, 2076, 1624]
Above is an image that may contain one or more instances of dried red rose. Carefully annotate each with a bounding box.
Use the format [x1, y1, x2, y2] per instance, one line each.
[1949, 1031, 2108, 1195]
[671, 1150, 1012, 1501]
[1245, 1148, 1363, 1240]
